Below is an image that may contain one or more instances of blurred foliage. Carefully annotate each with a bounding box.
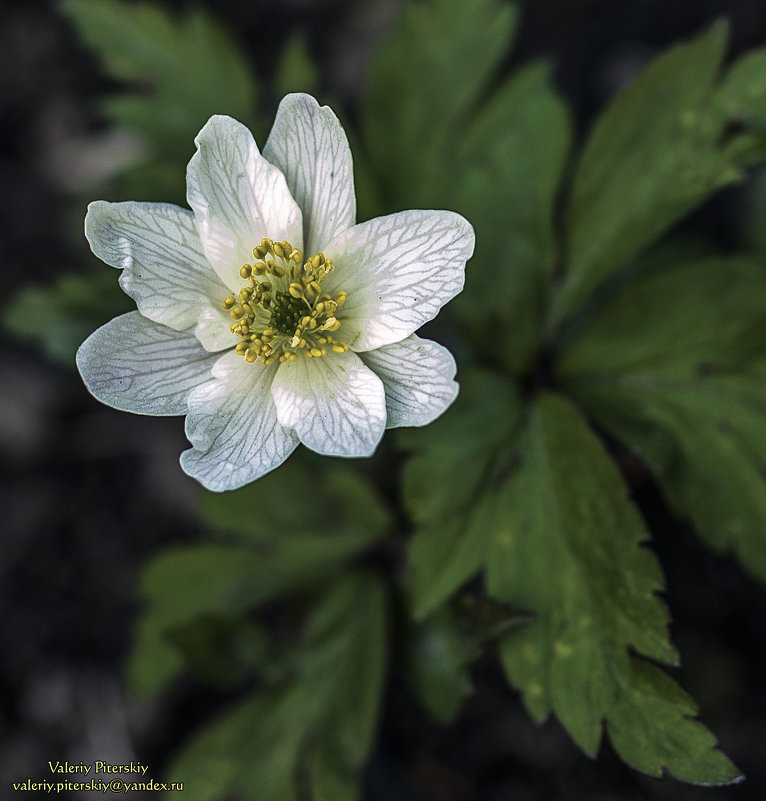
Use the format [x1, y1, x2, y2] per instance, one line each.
[165, 575, 386, 801]
[3, 270, 133, 366]
[60, 0, 259, 160]
[131, 460, 389, 800]
[129, 460, 389, 696]
[357, 0, 570, 373]
[8, 0, 766, 795]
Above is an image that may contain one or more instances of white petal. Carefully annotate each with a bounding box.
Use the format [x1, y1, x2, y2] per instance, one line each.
[271, 351, 386, 457]
[76, 311, 219, 416]
[323, 210, 475, 351]
[85, 200, 229, 330]
[186, 115, 303, 290]
[180, 351, 298, 491]
[359, 335, 459, 428]
[195, 303, 237, 352]
[263, 93, 356, 256]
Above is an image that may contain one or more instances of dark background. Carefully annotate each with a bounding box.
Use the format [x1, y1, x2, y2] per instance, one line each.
[2, 0, 766, 799]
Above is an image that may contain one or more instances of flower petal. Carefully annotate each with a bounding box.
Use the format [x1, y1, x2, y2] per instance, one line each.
[85, 200, 229, 330]
[263, 93, 356, 256]
[359, 335, 459, 427]
[75, 311, 219, 416]
[186, 115, 303, 290]
[324, 210, 474, 351]
[271, 351, 386, 457]
[180, 351, 298, 491]
[194, 304, 237, 352]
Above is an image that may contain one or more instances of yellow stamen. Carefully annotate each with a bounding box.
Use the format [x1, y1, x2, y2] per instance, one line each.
[221, 237, 350, 365]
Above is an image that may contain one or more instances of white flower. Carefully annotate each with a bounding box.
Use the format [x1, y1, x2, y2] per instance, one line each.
[76, 93, 475, 491]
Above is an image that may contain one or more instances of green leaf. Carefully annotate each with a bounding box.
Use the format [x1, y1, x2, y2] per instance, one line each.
[712, 48, 766, 131]
[489, 393, 739, 783]
[453, 63, 571, 371]
[3, 271, 133, 366]
[359, 0, 568, 370]
[275, 36, 319, 97]
[165, 575, 386, 801]
[60, 0, 258, 155]
[401, 370, 524, 617]
[551, 22, 744, 331]
[165, 614, 269, 689]
[403, 594, 528, 723]
[403, 605, 479, 723]
[557, 256, 766, 583]
[129, 461, 389, 695]
[200, 458, 391, 544]
[360, 0, 518, 209]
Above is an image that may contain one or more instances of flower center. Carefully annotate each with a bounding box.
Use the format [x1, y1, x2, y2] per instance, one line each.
[222, 238, 349, 365]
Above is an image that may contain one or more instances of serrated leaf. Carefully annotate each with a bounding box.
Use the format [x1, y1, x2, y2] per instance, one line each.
[165, 575, 386, 801]
[453, 62, 571, 371]
[557, 256, 766, 582]
[551, 22, 747, 331]
[60, 0, 258, 154]
[360, 0, 518, 210]
[401, 370, 523, 617]
[3, 271, 133, 366]
[129, 463, 388, 695]
[488, 393, 739, 783]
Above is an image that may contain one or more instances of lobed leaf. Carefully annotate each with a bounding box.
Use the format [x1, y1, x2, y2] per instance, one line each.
[489, 393, 739, 783]
[552, 22, 746, 331]
[557, 256, 766, 583]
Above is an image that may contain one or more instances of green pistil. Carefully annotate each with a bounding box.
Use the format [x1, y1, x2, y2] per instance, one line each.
[270, 291, 306, 335]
